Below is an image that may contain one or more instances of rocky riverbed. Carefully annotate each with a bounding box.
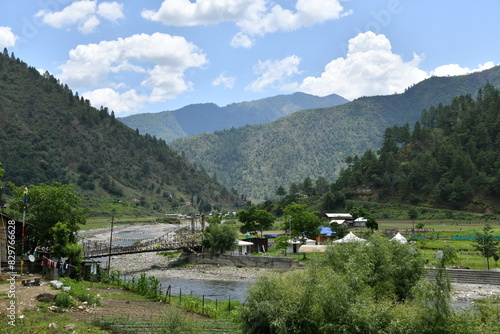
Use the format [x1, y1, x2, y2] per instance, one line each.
[107, 252, 500, 301]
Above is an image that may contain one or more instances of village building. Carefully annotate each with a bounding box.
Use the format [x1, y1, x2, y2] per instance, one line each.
[325, 213, 366, 228]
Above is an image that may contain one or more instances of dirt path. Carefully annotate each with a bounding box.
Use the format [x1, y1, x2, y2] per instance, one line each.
[67, 287, 173, 323]
[0, 275, 54, 315]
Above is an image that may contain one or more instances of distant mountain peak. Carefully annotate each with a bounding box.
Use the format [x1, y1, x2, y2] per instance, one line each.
[119, 92, 349, 142]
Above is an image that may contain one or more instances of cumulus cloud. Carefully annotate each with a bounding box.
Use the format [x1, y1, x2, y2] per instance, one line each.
[59, 32, 207, 115]
[431, 61, 495, 77]
[230, 32, 254, 48]
[142, 0, 349, 48]
[142, 0, 264, 26]
[35, 0, 124, 34]
[82, 88, 146, 115]
[0, 26, 18, 48]
[299, 31, 428, 100]
[97, 2, 125, 22]
[213, 72, 235, 89]
[246, 55, 301, 92]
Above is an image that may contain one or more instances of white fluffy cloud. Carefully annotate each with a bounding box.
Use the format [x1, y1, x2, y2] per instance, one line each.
[142, 0, 264, 26]
[82, 88, 146, 114]
[0, 26, 18, 48]
[213, 72, 236, 89]
[299, 31, 428, 100]
[431, 61, 495, 77]
[247, 55, 301, 92]
[142, 0, 349, 48]
[35, 0, 124, 34]
[59, 32, 207, 115]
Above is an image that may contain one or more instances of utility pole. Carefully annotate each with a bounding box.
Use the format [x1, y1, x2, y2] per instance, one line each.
[107, 215, 114, 271]
[20, 187, 28, 276]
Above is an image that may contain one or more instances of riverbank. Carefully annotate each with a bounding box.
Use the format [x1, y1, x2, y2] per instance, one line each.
[109, 251, 273, 281]
[78, 222, 190, 241]
[107, 252, 500, 301]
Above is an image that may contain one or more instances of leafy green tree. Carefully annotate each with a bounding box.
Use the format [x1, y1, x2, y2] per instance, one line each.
[239, 234, 427, 334]
[408, 207, 419, 231]
[412, 243, 456, 333]
[274, 235, 289, 255]
[350, 206, 368, 221]
[206, 214, 222, 225]
[365, 217, 379, 232]
[416, 222, 425, 230]
[8, 182, 87, 252]
[51, 222, 83, 267]
[473, 223, 499, 270]
[283, 202, 321, 241]
[237, 206, 275, 237]
[330, 221, 348, 239]
[203, 223, 238, 255]
[350, 206, 377, 231]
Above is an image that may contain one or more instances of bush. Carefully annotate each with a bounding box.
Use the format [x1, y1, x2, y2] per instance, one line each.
[54, 292, 75, 308]
[59, 278, 101, 305]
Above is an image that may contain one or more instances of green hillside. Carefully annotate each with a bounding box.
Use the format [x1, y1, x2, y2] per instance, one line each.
[335, 84, 500, 213]
[171, 66, 500, 201]
[119, 92, 348, 142]
[0, 50, 243, 215]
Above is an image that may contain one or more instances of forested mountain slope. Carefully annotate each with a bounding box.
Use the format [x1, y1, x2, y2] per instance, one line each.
[335, 84, 500, 212]
[171, 66, 500, 201]
[0, 51, 242, 213]
[119, 92, 348, 142]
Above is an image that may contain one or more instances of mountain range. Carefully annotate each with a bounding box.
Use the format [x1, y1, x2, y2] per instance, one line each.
[119, 92, 349, 142]
[169, 66, 500, 201]
[0, 52, 243, 215]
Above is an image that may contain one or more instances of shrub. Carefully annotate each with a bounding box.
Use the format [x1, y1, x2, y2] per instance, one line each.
[54, 292, 75, 308]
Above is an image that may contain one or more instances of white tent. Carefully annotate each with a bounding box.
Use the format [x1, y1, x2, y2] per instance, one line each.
[298, 245, 328, 253]
[330, 219, 347, 225]
[333, 232, 366, 243]
[390, 233, 407, 244]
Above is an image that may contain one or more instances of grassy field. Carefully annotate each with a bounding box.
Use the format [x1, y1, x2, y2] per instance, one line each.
[261, 219, 500, 270]
[81, 216, 162, 230]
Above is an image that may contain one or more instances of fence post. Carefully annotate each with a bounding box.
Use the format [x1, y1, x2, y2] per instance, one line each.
[202, 295, 205, 314]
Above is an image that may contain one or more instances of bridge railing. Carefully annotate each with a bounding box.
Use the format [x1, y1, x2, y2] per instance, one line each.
[83, 241, 201, 258]
[82, 231, 203, 258]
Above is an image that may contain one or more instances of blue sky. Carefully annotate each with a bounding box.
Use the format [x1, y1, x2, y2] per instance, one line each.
[1, 0, 499, 116]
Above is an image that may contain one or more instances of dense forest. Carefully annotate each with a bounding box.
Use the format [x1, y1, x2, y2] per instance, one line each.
[171, 66, 500, 201]
[335, 84, 500, 212]
[0, 48, 243, 214]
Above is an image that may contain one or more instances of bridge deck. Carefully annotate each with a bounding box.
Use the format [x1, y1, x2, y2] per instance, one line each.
[83, 241, 201, 258]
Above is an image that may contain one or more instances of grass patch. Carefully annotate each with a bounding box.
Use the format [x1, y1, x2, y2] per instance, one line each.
[97, 291, 150, 301]
[58, 278, 101, 306]
[157, 250, 182, 258]
[3, 308, 105, 333]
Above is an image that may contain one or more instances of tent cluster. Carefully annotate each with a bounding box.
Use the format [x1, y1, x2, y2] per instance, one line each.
[298, 232, 408, 253]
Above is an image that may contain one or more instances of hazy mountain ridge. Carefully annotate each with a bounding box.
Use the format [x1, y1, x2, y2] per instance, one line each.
[170, 66, 500, 200]
[119, 92, 349, 142]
